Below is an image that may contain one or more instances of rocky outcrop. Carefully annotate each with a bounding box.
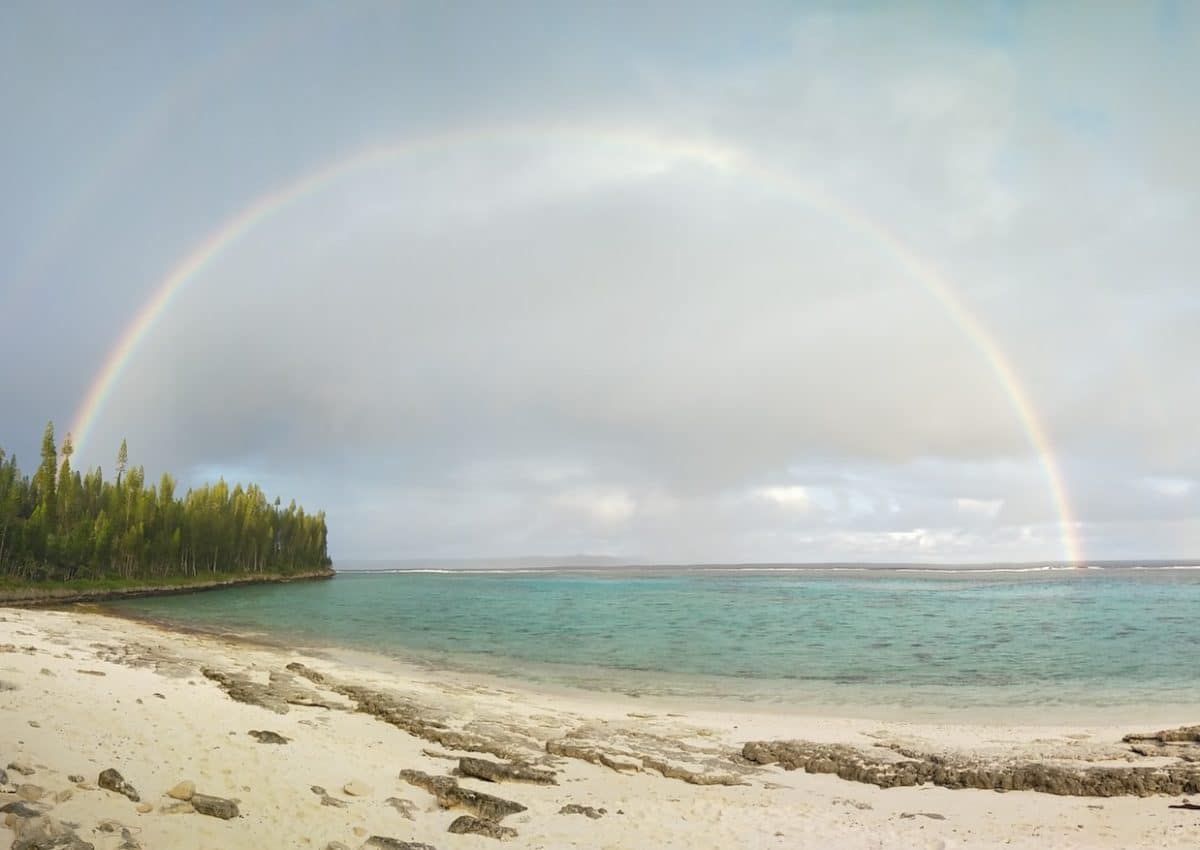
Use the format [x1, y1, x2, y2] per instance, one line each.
[0, 570, 334, 607]
[285, 663, 537, 760]
[742, 739, 1200, 797]
[546, 735, 749, 786]
[97, 769, 139, 802]
[446, 815, 517, 840]
[457, 757, 556, 785]
[1123, 725, 1200, 761]
[399, 769, 526, 821]
[200, 667, 337, 714]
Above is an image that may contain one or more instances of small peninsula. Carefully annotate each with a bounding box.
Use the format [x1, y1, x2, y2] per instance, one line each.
[0, 422, 332, 604]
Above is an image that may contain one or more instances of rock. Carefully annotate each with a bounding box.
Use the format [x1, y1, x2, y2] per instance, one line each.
[1125, 725, 1200, 744]
[358, 838, 437, 850]
[900, 812, 946, 820]
[67, 775, 84, 784]
[384, 797, 416, 820]
[135, 802, 153, 814]
[191, 793, 239, 819]
[28, 720, 40, 728]
[54, 790, 73, 803]
[447, 815, 518, 840]
[248, 730, 289, 744]
[10, 814, 95, 850]
[159, 800, 194, 814]
[97, 768, 140, 802]
[558, 803, 606, 819]
[741, 739, 1200, 797]
[167, 780, 195, 800]
[116, 827, 142, 850]
[343, 780, 373, 797]
[325, 844, 351, 850]
[0, 800, 46, 818]
[8, 761, 35, 776]
[457, 757, 556, 785]
[17, 784, 45, 802]
[400, 769, 526, 821]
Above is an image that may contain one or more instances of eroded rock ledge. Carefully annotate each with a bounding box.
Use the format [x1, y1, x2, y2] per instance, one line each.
[742, 738, 1200, 797]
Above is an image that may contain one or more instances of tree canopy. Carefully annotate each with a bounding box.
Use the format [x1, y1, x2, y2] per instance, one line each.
[0, 422, 330, 582]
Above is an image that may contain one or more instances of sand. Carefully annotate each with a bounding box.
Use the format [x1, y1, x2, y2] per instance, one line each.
[0, 607, 1196, 849]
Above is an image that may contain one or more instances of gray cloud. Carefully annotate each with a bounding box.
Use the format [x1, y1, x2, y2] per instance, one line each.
[3, 3, 1198, 562]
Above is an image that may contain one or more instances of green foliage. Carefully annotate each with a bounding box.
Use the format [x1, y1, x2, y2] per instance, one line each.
[0, 423, 331, 582]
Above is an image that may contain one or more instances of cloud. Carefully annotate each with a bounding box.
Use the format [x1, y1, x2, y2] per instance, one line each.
[2, 4, 1198, 561]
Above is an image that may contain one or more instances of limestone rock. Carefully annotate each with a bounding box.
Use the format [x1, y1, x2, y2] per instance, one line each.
[17, 784, 45, 802]
[191, 793, 239, 819]
[457, 757, 556, 785]
[399, 769, 526, 821]
[741, 739, 1200, 797]
[384, 797, 416, 820]
[558, 803, 606, 819]
[358, 838, 437, 850]
[159, 800, 194, 814]
[0, 800, 45, 819]
[248, 730, 289, 744]
[10, 815, 95, 850]
[67, 775, 84, 784]
[447, 815, 517, 840]
[167, 780, 195, 801]
[97, 768, 139, 802]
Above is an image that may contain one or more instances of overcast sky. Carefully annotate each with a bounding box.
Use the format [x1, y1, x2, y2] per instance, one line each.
[2, 2, 1197, 563]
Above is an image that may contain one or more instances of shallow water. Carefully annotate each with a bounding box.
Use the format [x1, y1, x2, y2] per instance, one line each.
[106, 565, 1200, 714]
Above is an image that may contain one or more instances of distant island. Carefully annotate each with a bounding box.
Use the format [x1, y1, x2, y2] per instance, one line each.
[0, 421, 332, 603]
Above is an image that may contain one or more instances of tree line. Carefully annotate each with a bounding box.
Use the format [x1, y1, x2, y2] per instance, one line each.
[0, 422, 331, 582]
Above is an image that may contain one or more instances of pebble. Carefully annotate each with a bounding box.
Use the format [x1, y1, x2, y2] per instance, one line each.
[167, 780, 196, 801]
[136, 802, 153, 814]
[67, 774, 84, 783]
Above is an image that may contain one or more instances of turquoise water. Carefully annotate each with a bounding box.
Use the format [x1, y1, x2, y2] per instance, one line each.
[105, 566, 1200, 714]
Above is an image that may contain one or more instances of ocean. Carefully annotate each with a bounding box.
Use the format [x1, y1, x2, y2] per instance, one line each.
[105, 564, 1200, 719]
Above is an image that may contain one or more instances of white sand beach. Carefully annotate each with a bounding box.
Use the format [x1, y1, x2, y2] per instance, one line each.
[1, 607, 1197, 849]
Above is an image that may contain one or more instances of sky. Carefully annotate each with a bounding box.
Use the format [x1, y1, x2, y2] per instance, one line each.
[1, 1, 1198, 564]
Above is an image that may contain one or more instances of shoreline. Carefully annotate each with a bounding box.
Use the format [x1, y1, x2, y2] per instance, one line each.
[0, 568, 334, 607]
[90, 600, 1200, 729]
[1, 607, 1197, 848]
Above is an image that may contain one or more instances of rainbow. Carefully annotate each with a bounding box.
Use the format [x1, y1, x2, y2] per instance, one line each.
[67, 125, 1084, 565]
